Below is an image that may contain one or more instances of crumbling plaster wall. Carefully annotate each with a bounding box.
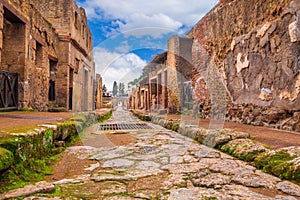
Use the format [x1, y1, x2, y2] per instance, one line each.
[191, 0, 300, 131]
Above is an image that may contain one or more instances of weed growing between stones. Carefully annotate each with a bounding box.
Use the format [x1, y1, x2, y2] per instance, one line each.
[98, 110, 112, 123]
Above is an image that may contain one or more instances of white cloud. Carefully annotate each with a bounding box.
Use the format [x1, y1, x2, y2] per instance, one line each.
[93, 47, 147, 91]
[115, 41, 131, 53]
[79, 0, 218, 37]
[116, 13, 182, 38]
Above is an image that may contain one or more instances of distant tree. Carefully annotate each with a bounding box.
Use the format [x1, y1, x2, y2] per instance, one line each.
[130, 71, 147, 86]
[112, 81, 118, 97]
[102, 84, 107, 93]
[121, 83, 125, 94]
[119, 82, 125, 96]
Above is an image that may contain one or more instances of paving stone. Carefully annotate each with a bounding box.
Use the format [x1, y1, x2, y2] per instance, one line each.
[124, 154, 159, 161]
[91, 173, 131, 182]
[232, 171, 279, 188]
[223, 184, 272, 199]
[276, 181, 300, 197]
[182, 155, 199, 163]
[191, 173, 231, 187]
[84, 162, 100, 171]
[92, 169, 164, 182]
[169, 156, 184, 164]
[162, 174, 188, 190]
[102, 158, 135, 168]
[189, 145, 221, 158]
[91, 148, 132, 160]
[162, 162, 208, 174]
[168, 187, 269, 200]
[100, 181, 127, 195]
[65, 146, 98, 159]
[209, 158, 254, 175]
[135, 161, 160, 170]
[274, 196, 298, 200]
[0, 181, 55, 200]
[160, 157, 169, 165]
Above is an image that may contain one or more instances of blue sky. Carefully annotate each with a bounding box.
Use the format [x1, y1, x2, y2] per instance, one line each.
[77, 0, 218, 91]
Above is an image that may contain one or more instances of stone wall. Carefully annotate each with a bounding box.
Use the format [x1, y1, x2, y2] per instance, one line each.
[129, 35, 193, 114]
[31, 0, 95, 111]
[167, 35, 193, 113]
[0, 0, 61, 110]
[190, 0, 300, 131]
[0, 0, 95, 111]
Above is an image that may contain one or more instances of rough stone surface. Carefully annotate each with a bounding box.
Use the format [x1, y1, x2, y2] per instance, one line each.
[5, 108, 300, 199]
[0, 0, 95, 111]
[0, 181, 55, 200]
[277, 181, 300, 197]
[190, 0, 300, 132]
[221, 138, 267, 161]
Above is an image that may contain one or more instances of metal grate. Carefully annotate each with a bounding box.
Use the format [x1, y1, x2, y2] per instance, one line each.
[98, 123, 153, 131]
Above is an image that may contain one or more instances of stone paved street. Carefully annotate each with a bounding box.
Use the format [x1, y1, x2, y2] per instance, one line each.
[2, 107, 300, 200]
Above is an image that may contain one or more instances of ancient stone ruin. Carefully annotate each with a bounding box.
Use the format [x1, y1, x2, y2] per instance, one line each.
[0, 0, 97, 111]
[129, 0, 300, 132]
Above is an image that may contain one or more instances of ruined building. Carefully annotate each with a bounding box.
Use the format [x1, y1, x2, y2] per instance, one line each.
[129, 35, 193, 114]
[0, 0, 95, 111]
[130, 0, 300, 132]
[95, 73, 103, 109]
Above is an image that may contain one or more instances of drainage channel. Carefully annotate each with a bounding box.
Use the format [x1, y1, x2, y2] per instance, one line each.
[98, 123, 153, 131]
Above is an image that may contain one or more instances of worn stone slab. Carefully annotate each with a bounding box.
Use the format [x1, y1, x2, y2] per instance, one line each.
[191, 173, 231, 187]
[102, 158, 135, 168]
[0, 181, 55, 200]
[276, 181, 300, 197]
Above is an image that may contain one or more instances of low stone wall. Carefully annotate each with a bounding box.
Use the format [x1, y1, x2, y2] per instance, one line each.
[132, 110, 300, 185]
[0, 110, 112, 189]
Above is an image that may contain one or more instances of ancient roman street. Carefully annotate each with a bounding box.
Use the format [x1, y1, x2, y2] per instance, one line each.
[1, 106, 300, 199]
[1, 0, 300, 199]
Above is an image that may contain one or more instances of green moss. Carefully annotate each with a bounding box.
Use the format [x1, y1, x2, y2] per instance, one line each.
[130, 110, 151, 121]
[0, 154, 58, 193]
[171, 123, 179, 132]
[243, 151, 261, 162]
[0, 111, 111, 192]
[0, 126, 38, 134]
[254, 150, 299, 184]
[48, 106, 66, 112]
[203, 197, 218, 200]
[0, 147, 14, 171]
[43, 130, 54, 154]
[98, 110, 112, 123]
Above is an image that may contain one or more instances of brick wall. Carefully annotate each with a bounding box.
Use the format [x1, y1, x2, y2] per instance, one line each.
[167, 35, 193, 113]
[0, 0, 95, 111]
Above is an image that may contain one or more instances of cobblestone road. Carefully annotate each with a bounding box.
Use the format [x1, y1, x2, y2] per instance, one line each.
[2, 107, 300, 200]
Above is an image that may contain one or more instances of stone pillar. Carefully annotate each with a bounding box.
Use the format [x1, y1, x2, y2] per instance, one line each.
[95, 74, 102, 109]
